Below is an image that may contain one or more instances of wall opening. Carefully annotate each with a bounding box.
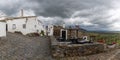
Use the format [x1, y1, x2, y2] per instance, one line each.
[61, 29, 67, 40]
[6, 24, 8, 31]
[12, 24, 16, 30]
[23, 24, 26, 29]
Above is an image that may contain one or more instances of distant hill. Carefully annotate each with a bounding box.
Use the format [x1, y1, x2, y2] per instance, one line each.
[79, 28, 87, 32]
[88, 30, 120, 33]
[65, 26, 87, 32]
[65, 25, 120, 33]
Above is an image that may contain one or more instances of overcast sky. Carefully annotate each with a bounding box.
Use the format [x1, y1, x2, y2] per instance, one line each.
[0, 0, 120, 31]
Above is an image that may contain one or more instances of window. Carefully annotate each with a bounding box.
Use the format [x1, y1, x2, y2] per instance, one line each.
[34, 25, 37, 28]
[23, 24, 26, 29]
[46, 26, 48, 29]
[12, 24, 16, 29]
[37, 30, 39, 32]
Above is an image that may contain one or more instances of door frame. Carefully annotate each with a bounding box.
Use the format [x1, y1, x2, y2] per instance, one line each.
[60, 29, 67, 40]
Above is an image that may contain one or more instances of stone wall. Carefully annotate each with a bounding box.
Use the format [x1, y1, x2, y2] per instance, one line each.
[52, 43, 105, 58]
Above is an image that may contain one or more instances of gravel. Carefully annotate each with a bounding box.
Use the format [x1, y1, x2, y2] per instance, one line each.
[0, 32, 53, 60]
[0, 32, 120, 60]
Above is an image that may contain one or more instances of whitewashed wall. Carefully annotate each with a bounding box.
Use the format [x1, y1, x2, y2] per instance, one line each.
[7, 18, 26, 33]
[47, 25, 54, 36]
[0, 22, 6, 37]
[6, 17, 46, 35]
[25, 18, 46, 35]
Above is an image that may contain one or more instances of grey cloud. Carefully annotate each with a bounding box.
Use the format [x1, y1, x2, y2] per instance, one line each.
[0, 0, 119, 31]
[0, 0, 112, 17]
[27, 0, 112, 17]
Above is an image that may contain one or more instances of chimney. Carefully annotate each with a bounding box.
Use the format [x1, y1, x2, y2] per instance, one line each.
[21, 9, 24, 17]
[62, 23, 65, 28]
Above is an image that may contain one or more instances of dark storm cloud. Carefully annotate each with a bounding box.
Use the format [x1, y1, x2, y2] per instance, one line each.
[0, 0, 112, 17]
[27, 0, 112, 18]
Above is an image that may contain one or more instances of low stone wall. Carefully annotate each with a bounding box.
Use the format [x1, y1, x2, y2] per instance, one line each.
[52, 43, 105, 58]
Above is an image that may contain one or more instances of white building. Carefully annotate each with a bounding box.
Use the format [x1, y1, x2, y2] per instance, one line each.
[46, 25, 54, 36]
[0, 21, 6, 37]
[46, 25, 66, 37]
[4, 16, 46, 35]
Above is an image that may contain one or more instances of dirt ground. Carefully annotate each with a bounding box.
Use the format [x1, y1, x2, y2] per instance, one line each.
[0, 32, 53, 60]
[0, 32, 120, 60]
[57, 49, 120, 60]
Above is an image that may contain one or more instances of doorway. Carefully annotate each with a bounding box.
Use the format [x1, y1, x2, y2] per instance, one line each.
[61, 29, 67, 40]
[6, 24, 8, 31]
